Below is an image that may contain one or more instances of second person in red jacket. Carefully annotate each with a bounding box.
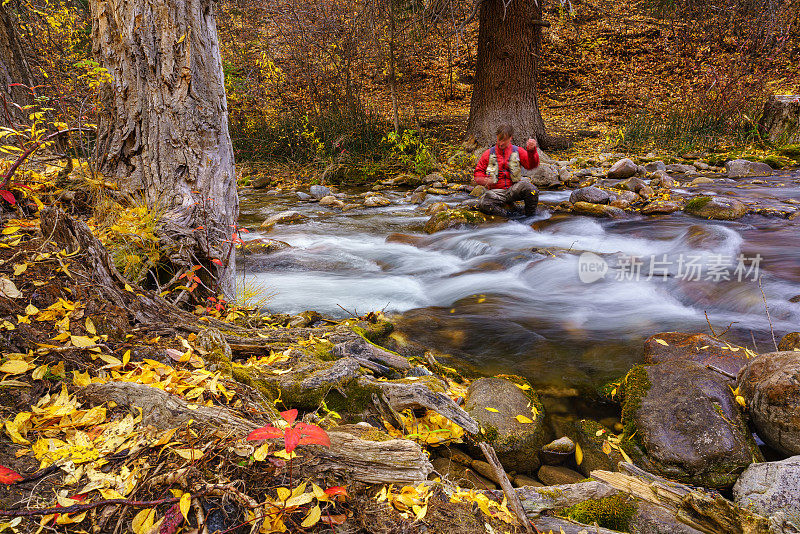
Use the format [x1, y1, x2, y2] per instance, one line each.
[473, 123, 540, 217]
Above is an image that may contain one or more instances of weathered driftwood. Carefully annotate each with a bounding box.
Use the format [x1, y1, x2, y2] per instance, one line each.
[591, 463, 800, 534]
[479, 442, 533, 533]
[81, 382, 432, 484]
[482, 480, 619, 516]
[371, 377, 479, 434]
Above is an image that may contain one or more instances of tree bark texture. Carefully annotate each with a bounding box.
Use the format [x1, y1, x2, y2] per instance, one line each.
[0, 5, 35, 126]
[90, 0, 238, 298]
[467, 0, 547, 146]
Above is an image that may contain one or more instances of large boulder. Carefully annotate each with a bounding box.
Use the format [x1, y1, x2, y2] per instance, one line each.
[464, 377, 548, 472]
[620, 361, 762, 489]
[725, 159, 773, 178]
[733, 456, 800, 528]
[683, 196, 747, 220]
[758, 95, 800, 145]
[737, 351, 800, 455]
[423, 209, 488, 234]
[570, 186, 610, 205]
[643, 332, 751, 377]
[607, 158, 638, 179]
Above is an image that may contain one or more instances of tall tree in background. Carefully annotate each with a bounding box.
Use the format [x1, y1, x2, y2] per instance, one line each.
[466, 0, 547, 146]
[90, 0, 238, 299]
[0, 4, 35, 127]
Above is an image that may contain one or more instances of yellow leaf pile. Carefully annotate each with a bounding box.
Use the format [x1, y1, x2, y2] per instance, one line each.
[376, 483, 432, 521]
[450, 488, 516, 524]
[383, 409, 465, 446]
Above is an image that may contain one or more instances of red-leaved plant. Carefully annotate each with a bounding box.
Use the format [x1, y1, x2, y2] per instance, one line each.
[247, 409, 331, 452]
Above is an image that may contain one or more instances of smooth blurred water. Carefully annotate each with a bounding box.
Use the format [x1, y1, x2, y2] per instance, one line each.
[238, 177, 800, 392]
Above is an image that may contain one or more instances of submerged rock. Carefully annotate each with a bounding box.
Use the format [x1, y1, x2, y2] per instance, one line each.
[643, 332, 751, 377]
[641, 201, 680, 215]
[683, 196, 747, 220]
[423, 209, 488, 234]
[733, 456, 800, 528]
[620, 361, 762, 489]
[737, 351, 800, 455]
[464, 376, 548, 472]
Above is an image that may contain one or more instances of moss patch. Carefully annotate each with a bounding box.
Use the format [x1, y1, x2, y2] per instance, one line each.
[560, 494, 637, 531]
[619, 365, 651, 454]
[683, 196, 712, 213]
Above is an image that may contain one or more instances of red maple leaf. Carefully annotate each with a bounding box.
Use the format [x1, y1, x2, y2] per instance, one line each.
[0, 465, 23, 484]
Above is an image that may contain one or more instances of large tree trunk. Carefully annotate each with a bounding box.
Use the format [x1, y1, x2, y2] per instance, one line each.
[0, 4, 35, 127]
[90, 0, 238, 298]
[466, 0, 547, 146]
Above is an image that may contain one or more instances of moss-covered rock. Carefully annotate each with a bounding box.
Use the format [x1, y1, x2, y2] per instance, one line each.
[571, 419, 624, 477]
[683, 195, 746, 220]
[195, 328, 233, 376]
[560, 494, 637, 532]
[464, 376, 548, 473]
[423, 209, 487, 234]
[620, 361, 763, 489]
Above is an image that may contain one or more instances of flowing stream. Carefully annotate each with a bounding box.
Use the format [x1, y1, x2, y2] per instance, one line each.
[238, 173, 800, 395]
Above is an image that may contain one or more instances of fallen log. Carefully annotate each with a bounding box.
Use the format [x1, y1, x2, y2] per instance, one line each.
[81, 381, 432, 485]
[591, 463, 800, 534]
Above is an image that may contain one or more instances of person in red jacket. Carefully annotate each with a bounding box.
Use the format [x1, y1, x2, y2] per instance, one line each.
[473, 123, 540, 217]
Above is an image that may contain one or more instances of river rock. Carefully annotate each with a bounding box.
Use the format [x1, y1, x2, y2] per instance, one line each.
[260, 210, 308, 229]
[431, 457, 496, 490]
[733, 456, 800, 528]
[638, 185, 655, 199]
[296, 191, 312, 201]
[423, 209, 487, 234]
[570, 186, 610, 205]
[689, 176, 714, 186]
[665, 164, 698, 174]
[571, 419, 624, 477]
[364, 195, 391, 207]
[607, 158, 638, 179]
[683, 196, 747, 220]
[529, 163, 562, 188]
[649, 171, 676, 188]
[621, 361, 762, 488]
[309, 184, 331, 199]
[644, 161, 666, 173]
[641, 201, 680, 215]
[737, 351, 800, 455]
[537, 465, 584, 486]
[331, 338, 411, 371]
[423, 172, 444, 184]
[464, 377, 548, 472]
[572, 201, 626, 218]
[319, 195, 344, 208]
[409, 191, 427, 204]
[643, 332, 750, 377]
[249, 175, 271, 189]
[725, 159, 773, 178]
[470, 185, 487, 197]
[426, 187, 453, 196]
[758, 94, 800, 145]
[629, 502, 704, 534]
[778, 332, 800, 351]
[425, 202, 449, 215]
[513, 474, 543, 487]
[238, 238, 292, 255]
[615, 176, 647, 194]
